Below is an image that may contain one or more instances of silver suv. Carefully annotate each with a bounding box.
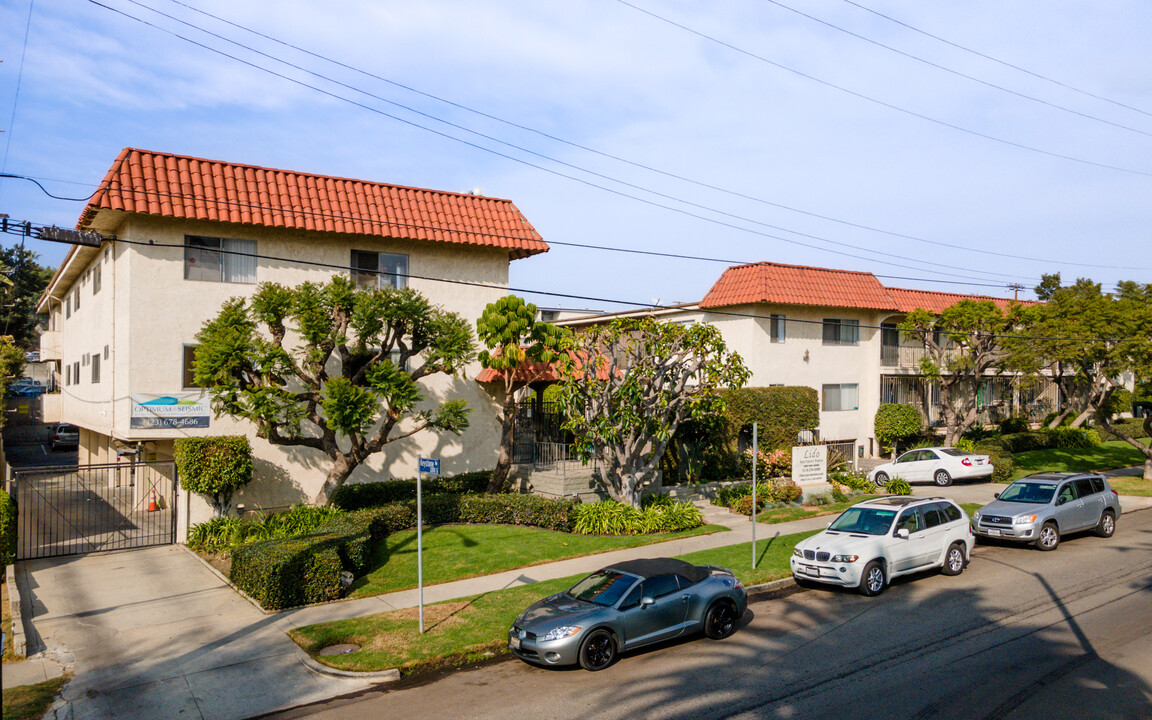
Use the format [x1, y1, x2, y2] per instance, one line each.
[972, 472, 1121, 551]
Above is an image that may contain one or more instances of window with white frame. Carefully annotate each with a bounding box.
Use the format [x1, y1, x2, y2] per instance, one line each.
[91, 353, 101, 383]
[351, 250, 408, 289]
[822, 383, 859, 411]
[822, 318, 860, 345]
[770, 314, 786, 343]
[184, 236, 257, 283]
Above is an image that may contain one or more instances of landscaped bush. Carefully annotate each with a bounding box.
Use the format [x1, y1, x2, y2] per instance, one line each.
[885, 477, 913, 495]
[1043, 426, 1100, 449]
[1099, 418, 1151, 441]
[739, 447, 792, 480]
[831, 469, 875, 494]
[0, 488, 16, 570]
[973, 442, 1014, 483]
[330, 471, 492, 510]
[713, 483, 753, 509]
[719, 386, 820, 452]
[175, 435, 254, 516]
[230, 533, 346, 609]
[999, 432, 1047, 453]
[874, 403, 923, 457]
[732, 494, 764, 516]
[187, 505, 343, 553]
[771, 479, 803, 503]
[999, 417, 1031, 434]
[572, 498, 702, 535]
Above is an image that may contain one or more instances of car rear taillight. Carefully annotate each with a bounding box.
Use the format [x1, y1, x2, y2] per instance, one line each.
[961, 458, 972, 467]
[1111, 489, 1119, 497]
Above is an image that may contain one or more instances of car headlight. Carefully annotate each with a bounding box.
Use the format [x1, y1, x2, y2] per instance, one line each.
[542, 626, 582, 642]
[830, 554, 858, 563]
[793, 548, 803, 558]
[1013, 514, 1038, 524]
[972, 511, 981, 522]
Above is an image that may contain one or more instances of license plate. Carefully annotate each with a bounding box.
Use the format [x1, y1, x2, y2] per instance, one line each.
[510, 636, 521, 650]
[987, 529, 1000, 537]
[805, 567, 820, 577]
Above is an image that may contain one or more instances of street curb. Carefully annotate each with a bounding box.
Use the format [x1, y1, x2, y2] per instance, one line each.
[7, 561, 27, 658]
[292, 643, 401, 683]
[177, 544, 276, 615]
[745, 576, 797, 598]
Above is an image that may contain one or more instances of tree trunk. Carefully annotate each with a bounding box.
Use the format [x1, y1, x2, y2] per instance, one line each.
[487, 402, 517, 493]
[314, 454, 357, 506]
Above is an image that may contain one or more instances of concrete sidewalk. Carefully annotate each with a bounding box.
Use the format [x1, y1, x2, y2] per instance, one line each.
[9, 475, 1150, 720]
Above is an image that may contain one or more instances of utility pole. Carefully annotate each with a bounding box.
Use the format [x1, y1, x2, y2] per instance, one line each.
[1007, 283, 1025, 300]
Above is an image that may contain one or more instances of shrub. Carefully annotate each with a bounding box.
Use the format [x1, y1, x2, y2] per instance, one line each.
[1099, 418, 1150, 441]
[874, 404, 923, 457]
[329, 471, 492, 510]
[175, 436, 253, 516]
[740, 447, 792, 480]
[720, 386, 820, 451]
[230, 534, 345, 609]
[973, 442, 1014, 483]
[712, 483, 753, 508]
[187, 505, 343, 553]
[952, 437, 977, 452]
[885, 477, 913, 495]
[0, 489, 16, 569]
[573, 498, 701, 534]
[999, 417, 1031, 434]
[999, 432, 1047, 453]
[831, 469, 875, 494]
[732, 494, 764, 516]
[770, 478, 803, 504]
[1042, 427, 1100, 449]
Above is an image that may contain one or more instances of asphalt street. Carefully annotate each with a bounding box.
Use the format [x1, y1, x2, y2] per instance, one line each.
[268, 508, 1152, 720]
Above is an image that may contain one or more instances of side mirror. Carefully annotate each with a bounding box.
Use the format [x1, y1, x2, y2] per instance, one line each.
[993, 493, 1000, 499]
[640, 597, 655, 609]
[1056, 496, 1067, 506]
[896, 528, 910, 540]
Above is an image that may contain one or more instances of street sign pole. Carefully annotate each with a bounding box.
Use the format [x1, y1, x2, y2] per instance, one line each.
[417, 464, 424, 634]
[752, 422, 758, 569]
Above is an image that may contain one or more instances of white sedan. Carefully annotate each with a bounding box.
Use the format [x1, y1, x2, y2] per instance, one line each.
[869, 447, 993, 487]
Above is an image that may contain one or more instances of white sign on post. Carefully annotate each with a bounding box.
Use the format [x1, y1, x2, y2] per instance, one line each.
[791, 445, 828, 486]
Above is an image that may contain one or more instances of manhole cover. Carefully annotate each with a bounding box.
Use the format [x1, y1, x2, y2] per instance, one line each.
[319, 644, 361, 656]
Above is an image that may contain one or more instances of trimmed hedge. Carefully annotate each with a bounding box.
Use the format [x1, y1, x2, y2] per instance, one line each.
[228, 492, 578, 609]
[0, 488, 16, 569]
[330, 470, 492, 510]
[973, 442, 1014, 483]
[998, 427, 1101, 453]
[720, 386, 820, 451]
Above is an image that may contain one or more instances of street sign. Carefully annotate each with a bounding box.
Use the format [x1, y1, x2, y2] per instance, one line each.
[418, 457, 440, 475]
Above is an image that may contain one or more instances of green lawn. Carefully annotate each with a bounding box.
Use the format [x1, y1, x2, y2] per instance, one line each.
[1010, 440, 1150, 480]
[292, 528, 814, 676]
[1, 676, 69, 720]
[1108, 476, 1152, 497]
[348, 522, 727, 598]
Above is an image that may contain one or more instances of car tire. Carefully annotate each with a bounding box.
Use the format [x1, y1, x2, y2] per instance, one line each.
[704, 600, 739, 640]
[1036, 522, 1060, 551]
[940, 542, 966, 576]
[793, 576, 817, 589]
[858, 560, 886, 597]
[873, 472, 889, 488]
[1095, 511, 1116, 538]
[578, 629, 616, 671]
[934, 469, 952, 487]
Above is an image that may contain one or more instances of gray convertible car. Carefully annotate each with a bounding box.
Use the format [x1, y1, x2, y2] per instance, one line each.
[508, 557, 747, 671]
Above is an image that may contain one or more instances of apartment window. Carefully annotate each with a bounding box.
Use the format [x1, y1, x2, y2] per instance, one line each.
[104, 345, 109, 360]
[184, 236, 257, 283]
[770, 314, 786, 343]
[822, 318, 860, 345]
[822, 383, 859, 412]
[73, 361, 80, 384]
[65, 298, 71, 319]
[182, 345, 202, 389]
[73, 287, 80, 311]
[65, 364, 71, 386]
[351, 250, 408, 290]
[93, 263, 102, 294]
[91, 353, 101, 383]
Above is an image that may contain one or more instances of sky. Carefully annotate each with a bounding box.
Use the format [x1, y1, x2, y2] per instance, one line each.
[1, 0, 1150, 313]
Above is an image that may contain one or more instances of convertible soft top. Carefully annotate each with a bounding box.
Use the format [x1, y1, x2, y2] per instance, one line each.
[607, 558, 709, 584]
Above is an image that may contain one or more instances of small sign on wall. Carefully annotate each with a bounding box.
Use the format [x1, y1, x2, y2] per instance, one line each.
[792, 444, 828, 486]
[130, 393, 211, 429]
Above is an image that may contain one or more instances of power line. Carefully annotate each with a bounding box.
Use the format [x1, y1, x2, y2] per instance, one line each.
[80, 0, 1152, 279]
[839, 0, 1152, 121]
[764, 0, 1152, 138]
[0, 173, 94, 202]
[616, 0, 1152, 178]
[20, 221, 1101, 343]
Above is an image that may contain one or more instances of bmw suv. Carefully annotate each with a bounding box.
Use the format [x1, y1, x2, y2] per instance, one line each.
[791, 496, 974, 596]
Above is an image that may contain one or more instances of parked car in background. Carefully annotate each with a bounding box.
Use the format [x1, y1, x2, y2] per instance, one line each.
[8, 379, 46, 397]
[509, 558, 747, 671]
[869, 447, 993, 487]
[791, 496, 974, 596]
[51, 423, 79, 450]
[971, 472, 1121, 551]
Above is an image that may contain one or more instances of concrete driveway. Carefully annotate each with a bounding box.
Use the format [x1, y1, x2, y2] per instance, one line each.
[14, 545, 377, 720]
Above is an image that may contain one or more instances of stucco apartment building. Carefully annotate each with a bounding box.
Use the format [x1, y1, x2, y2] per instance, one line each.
[558, 261, 1055, 462]
[36, 147, 547, 529]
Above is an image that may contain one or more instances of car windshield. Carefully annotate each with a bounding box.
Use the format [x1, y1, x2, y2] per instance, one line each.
[566, 570, 637, 607]
[939, 448, 970, 457]
[828, 507, 897, 535]
[998, 482, 1057, 504]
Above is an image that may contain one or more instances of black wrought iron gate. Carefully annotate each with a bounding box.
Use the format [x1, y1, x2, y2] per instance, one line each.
[11, 461, 178, 560]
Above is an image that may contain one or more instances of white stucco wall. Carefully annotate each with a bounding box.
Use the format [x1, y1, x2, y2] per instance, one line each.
[52, 214, 515, 524]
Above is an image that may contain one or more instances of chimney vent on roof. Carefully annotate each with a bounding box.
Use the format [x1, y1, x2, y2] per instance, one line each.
[468, 187, 484, 196]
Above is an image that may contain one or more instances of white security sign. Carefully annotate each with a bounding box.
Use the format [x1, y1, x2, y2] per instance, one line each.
[792, 444, 828, 486]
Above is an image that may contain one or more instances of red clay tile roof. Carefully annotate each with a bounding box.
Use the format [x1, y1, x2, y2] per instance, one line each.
[886, 287, 1030, 313]
[78, 148, 548, 259]
[700, 262, 895, 310]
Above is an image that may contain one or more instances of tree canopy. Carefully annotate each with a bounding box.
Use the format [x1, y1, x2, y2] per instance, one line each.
[556, 317, 749, 505]
[194, 277, 476, 505]
[0, 245, 54, 350]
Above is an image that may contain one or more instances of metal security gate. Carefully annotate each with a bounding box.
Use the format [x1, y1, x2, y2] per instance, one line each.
[12, 461, 177, 560]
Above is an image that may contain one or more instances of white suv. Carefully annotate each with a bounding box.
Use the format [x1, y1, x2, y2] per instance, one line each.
[791, 496, 974, 596]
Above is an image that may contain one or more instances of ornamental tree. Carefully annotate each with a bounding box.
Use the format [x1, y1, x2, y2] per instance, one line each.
[194, 277, 475, 506]
[475, 295, 567, 493]
[556, 317, 749, 506]
[874, 403, 923, 458]
[900, 299, 1034, 446]
[174, 435, 253, 516]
